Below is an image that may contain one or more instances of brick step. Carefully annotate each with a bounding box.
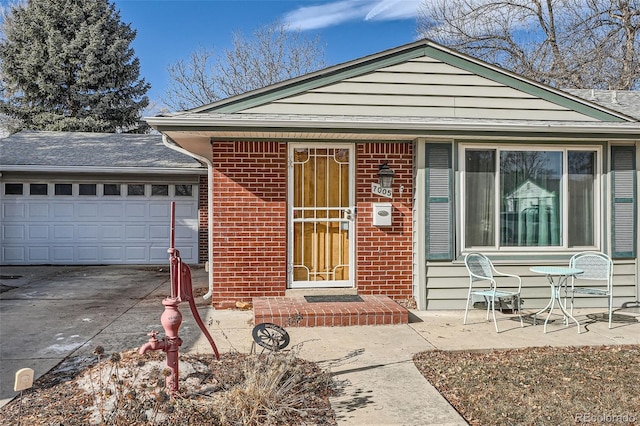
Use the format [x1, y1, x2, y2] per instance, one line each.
[253, 295, 409, 327]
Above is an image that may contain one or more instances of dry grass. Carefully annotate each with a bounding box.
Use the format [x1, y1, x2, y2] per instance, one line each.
[413, 345, 640, 426]
[0, 349, 336, 425]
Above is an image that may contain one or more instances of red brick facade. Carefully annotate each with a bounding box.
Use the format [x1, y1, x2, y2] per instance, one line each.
[210, 142, 288, 308]
[355, 143, 414, 301]
[204, 141, 413, 309]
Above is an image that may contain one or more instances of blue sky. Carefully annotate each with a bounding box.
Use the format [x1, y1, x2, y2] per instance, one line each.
[112, 0, 424, 107]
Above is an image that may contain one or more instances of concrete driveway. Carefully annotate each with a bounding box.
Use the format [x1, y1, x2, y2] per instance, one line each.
[0, 265, 218, 406]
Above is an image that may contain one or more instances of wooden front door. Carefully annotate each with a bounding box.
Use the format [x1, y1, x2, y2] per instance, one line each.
[288, 144, 355, 288]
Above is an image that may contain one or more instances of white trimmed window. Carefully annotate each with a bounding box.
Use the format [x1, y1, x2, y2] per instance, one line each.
[461, 144, 601, 251]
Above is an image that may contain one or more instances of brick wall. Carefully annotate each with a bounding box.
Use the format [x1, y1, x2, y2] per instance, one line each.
[205, 141, 414, 308]
[210, 141, 288, 308]
[355, 143, 414, 301]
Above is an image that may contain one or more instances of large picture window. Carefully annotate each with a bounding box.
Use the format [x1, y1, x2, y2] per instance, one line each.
[463, 146, 599, 250]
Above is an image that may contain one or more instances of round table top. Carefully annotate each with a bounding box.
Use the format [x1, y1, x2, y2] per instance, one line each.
[529, 266, 583, 275]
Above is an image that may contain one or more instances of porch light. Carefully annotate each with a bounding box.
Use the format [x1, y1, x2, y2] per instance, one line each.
[377, 161, 395, 188]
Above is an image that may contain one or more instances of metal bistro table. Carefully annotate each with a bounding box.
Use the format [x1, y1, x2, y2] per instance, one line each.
[529, 266, 584, 334]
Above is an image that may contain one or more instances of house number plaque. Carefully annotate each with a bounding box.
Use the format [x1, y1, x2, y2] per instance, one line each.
[371, 183, 393, 199]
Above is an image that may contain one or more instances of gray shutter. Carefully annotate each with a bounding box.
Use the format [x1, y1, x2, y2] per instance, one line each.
[426, 144, 453, 260]
[611, 146, 636, 258]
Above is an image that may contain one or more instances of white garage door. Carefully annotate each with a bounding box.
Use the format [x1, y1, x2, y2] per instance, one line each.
[1, 181, 199, 265]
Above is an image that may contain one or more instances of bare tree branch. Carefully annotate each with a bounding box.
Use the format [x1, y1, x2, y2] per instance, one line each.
[162, 21, 325, 111]
[417, 0, 640, 90]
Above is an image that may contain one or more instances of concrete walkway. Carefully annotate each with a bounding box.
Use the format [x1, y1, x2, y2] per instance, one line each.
[1, 266, 639, 425]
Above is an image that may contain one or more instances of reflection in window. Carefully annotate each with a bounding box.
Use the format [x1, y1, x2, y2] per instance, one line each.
[463, 147, 598, 249]
[175, 184, 192, 196]
[55, 183, 73, 195]
[104, 184, 121, 196]
[127, 184, 145, 196]
[30, 183, 48, 195]
[5, 183, 23, 195]
[500, 151, 561, 247]
[152, 184, 169, 196]
[79, 184, 97, 196]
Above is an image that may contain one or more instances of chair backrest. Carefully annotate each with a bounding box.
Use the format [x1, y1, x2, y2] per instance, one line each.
[569, 252, 612, 283]
[465, 253, 493, 281]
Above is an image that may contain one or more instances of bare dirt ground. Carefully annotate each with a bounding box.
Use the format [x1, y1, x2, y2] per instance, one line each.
[413, 345, 640, 426]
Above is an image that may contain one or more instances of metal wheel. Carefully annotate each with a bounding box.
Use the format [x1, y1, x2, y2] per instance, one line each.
[252, 323, 290, 351]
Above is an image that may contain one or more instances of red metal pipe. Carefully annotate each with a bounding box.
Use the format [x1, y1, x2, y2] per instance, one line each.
[138, 201, 219, 394]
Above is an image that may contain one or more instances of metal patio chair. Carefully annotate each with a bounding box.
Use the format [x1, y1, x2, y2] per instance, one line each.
[464, 252, 524, 332]
[567, 251, 614, 328]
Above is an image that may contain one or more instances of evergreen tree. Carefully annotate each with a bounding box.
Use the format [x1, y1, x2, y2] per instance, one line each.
[0, 0, 150, 132]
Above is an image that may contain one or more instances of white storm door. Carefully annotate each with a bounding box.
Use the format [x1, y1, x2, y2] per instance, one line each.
[288, 144, 355, 288]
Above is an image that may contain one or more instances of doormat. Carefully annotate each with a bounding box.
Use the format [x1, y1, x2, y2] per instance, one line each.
[304, 295, 364, 303]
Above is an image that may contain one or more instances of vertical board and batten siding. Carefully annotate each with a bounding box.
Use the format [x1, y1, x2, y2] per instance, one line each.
[611, 146, 637, 258]
[242, 57, 599, 121]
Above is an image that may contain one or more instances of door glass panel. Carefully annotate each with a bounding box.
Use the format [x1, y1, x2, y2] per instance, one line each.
[292, 147, 351, 284]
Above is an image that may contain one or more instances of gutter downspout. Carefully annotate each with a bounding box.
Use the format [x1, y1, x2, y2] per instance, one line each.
[162, 134, 215, 301]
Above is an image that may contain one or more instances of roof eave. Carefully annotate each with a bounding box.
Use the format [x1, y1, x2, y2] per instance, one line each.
[146, 115, 640, 137]
[0, 165, 206, 174]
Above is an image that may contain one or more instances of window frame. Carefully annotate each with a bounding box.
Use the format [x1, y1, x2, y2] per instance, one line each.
[459, 143, 602, 252]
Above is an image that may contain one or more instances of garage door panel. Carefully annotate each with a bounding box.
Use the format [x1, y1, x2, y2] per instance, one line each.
[2, 182, 199, 265]
[175, 203, 196, 217]
[28, 247, 49, 262]
[124, 225, 147, 239]
[53, 203, 74, 218]
[126, 204, 146, 217]
[77, 203, 99, 218]
[77, 247, 99, 262]
[102, 225, 124, 240]
[77, 225, 99, 240]
[28, 225, 49, 239]
[54, 224, 74, 239]
[102, 246, 124, 262]
[149, 203, 170, 218]
[150, 246, 169, 261]
[175, 224, 196, 239]
[4, 203, 25, 218]
[149, 224, 169, 240]
[102, 203, 124, 218]
[28, 203, 49, 218]
[3, 224, 25, 239]
[3, 246, 25, 262]
[175, 246, 194, 259]
[52, 246, 74, 262]
[125, 246, 147, 262]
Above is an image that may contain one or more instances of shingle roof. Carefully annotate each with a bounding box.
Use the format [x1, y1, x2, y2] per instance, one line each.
[565, 89, 640, 120]
[0, 131, 204, 169]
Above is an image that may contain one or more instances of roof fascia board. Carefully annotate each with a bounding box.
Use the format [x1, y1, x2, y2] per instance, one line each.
[196, 46, 428, 114]
[203, 131, 637, 140]
[151, 121, 640, 139]
[424, 46, 629, 122]
[0, 165, 206, 174]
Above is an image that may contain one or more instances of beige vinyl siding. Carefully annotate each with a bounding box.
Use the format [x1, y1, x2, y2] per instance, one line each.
[424, 261, 637, 310]
[243, 57, 599, 122]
